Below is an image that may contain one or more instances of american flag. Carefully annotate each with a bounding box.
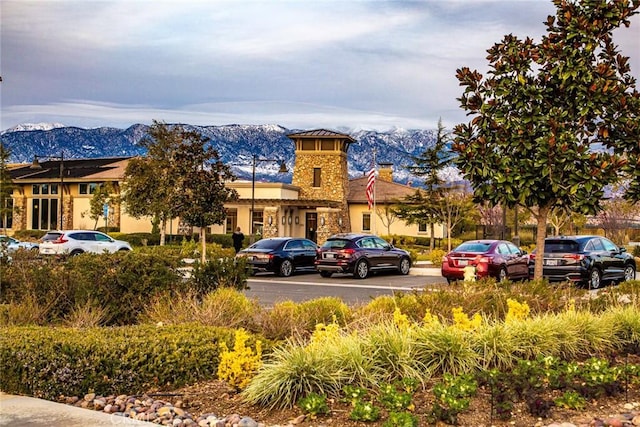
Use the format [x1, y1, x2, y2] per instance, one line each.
[366, 166, 375, 210]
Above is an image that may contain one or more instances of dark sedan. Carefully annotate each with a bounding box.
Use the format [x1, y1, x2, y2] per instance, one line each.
[315, 233, 411, 279]
[235, 237, 318, 277]
[441, 239, 529, 283]
[529, 235, 636, 289]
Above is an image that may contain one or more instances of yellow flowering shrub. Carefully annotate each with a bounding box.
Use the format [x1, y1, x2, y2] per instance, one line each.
[423, 309, 440, 326]
[307, 315, 341, 349]
[393, 308, 411, 330]
[217, 328, 262, 390]
[452, 307, 482, 331]
[505, 298, 530, 322]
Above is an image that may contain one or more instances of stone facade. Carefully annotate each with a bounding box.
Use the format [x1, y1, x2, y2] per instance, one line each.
[287, 130, 355, 243]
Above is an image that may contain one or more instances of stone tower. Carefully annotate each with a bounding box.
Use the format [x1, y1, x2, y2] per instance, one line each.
[287, 129, 355, 243]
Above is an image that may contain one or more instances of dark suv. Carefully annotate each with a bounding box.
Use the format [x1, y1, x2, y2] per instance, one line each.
[529, 235, 636, 288]
[315, 233, 411, 279]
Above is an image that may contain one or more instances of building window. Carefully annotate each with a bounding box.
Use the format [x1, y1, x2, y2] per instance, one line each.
[321, 140, 334, 150]
[252, 210, 263, 235]
[418, 222, 427, 232]
[31, 198, 58, 230]
[226, 209, 237, 233]
[0, 198, 13, 229]
[79, 183, 98, 194]
[302, 140, 315, 150]
[362, 213, 371, 231]
[313, 168, 321, 187]
[32, 185, 40, 195]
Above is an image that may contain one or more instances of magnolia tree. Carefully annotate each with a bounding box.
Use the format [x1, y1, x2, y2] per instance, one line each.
[452, 0, 640, 279]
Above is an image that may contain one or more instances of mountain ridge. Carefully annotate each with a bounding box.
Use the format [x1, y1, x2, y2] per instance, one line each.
[1, 123, 437, 184]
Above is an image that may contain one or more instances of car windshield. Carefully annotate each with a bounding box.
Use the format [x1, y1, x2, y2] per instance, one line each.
[544, 241, 580, 253]
[249, 239, 283, 250]
[454, 242, 492, 253]
[322, 239, 349, 249]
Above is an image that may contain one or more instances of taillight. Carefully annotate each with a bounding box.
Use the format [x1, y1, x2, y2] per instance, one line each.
[339, 248, 356, 257]
[529, 253, 536, 261]
[563, 254, 585, 261]
[475, 256, 490, 264]
[53, 237, 68, 244]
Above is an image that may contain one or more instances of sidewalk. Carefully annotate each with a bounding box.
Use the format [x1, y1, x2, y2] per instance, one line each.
[410, 261, 442, 277]
[0, 393, 156, 427]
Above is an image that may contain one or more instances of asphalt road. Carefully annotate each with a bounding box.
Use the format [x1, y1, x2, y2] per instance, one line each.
[245, 270, 446, 307]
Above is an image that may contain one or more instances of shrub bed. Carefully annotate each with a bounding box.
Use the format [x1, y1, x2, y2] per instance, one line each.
[0, 323, 256, 400]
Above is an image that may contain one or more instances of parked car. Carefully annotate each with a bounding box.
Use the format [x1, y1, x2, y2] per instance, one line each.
[40, 230, 64, 242]
[528, 235, 636, 288]
[235, 237, 318, 277]
[38, 230, 132, 256]
[441, 239, 529, 284]
[0, 235, 39, 259]
[315, 233, 411, 279]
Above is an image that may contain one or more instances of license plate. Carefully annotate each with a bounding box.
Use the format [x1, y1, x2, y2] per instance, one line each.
[545, 259, 558, 266]
[457, 259, 468, 266]
[323, 252, 336, 259]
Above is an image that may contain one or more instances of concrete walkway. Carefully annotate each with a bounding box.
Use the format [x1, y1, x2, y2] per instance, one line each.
[0, 393, 156, 427]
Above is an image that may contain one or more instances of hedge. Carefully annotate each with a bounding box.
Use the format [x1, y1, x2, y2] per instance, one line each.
[0, 324, 246, 399]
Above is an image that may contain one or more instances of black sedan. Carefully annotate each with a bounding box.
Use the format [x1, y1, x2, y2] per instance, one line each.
[236, 237, 318, 277]
[315, 233, 411, 279]
[529, 235, 636, 289]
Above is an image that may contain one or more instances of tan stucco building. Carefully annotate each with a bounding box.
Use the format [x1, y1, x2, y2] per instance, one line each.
[6, 129, 443, 244]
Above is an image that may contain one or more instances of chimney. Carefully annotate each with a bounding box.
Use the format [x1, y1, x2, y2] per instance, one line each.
[378, 162, 393, 182]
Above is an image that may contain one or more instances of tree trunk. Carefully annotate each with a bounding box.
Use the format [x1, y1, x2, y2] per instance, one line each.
[430, 223, 435, 250]
[200, 228, 207, 264]
[533, 205, 550, 280]
[160, 219, 166, 246]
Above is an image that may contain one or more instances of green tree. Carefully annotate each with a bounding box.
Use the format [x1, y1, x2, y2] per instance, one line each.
[172, 129, 238, 263]
[0, 143, 14, 234]
[87, 182, 116, 230]
[395, 119, 456, 249]
[121, 121, 182, 245]
[452, 0, 639, 279]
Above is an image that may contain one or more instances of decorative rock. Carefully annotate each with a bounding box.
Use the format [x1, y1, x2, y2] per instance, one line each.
[237, 416, 259, 427]
[633, 415, 640, 426]
[84, 392, 96, 402]
[604, 418, 624, 427]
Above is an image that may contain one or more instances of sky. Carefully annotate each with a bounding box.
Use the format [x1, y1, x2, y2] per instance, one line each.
[1, 0, 639, 133]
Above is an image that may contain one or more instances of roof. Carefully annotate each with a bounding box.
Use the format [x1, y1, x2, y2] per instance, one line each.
[347, 176, 419, 204]
[9, 157, 132, 182]
[287, 129, 356, 142]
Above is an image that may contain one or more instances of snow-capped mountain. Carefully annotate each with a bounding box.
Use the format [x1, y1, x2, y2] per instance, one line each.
[1, 122, 67, 134]
[1, 123, 438, 184]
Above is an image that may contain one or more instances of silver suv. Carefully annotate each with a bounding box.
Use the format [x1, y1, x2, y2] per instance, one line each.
[39, 230, 132, 256]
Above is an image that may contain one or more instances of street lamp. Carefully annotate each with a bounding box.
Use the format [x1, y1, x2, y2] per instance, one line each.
[31, 152, 64, 230]
[250, 154, 288, 243]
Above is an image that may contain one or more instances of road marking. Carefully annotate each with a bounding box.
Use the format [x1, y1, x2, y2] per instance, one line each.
[247, 278, 431, 292]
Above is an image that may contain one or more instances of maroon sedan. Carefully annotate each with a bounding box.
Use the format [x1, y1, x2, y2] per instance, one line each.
[441, 240, 529, 283]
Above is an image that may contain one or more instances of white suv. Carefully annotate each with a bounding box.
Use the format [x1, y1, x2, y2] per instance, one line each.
[39, 230, 132, 256]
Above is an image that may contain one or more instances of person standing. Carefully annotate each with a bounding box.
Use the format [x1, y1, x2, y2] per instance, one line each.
[232, 227, 245, 254]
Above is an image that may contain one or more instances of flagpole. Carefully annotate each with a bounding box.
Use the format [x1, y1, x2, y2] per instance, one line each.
[372, 148, 376, 235]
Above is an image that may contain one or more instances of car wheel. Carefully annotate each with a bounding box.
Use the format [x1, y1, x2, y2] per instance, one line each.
[279, 259, 293, 277]
[353, 260, 369, 279]
[320, 271, 333, 278]
[398, 257, 411, 275]
[118, 248, 130, 252]
[498, 267, 508, 282]
[623, 264, 636, 282]
[69, 249, 83, 257]
[588, 268, 602, 289]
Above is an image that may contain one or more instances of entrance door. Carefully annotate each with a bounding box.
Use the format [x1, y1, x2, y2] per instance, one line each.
[306, 212, 318, 242]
